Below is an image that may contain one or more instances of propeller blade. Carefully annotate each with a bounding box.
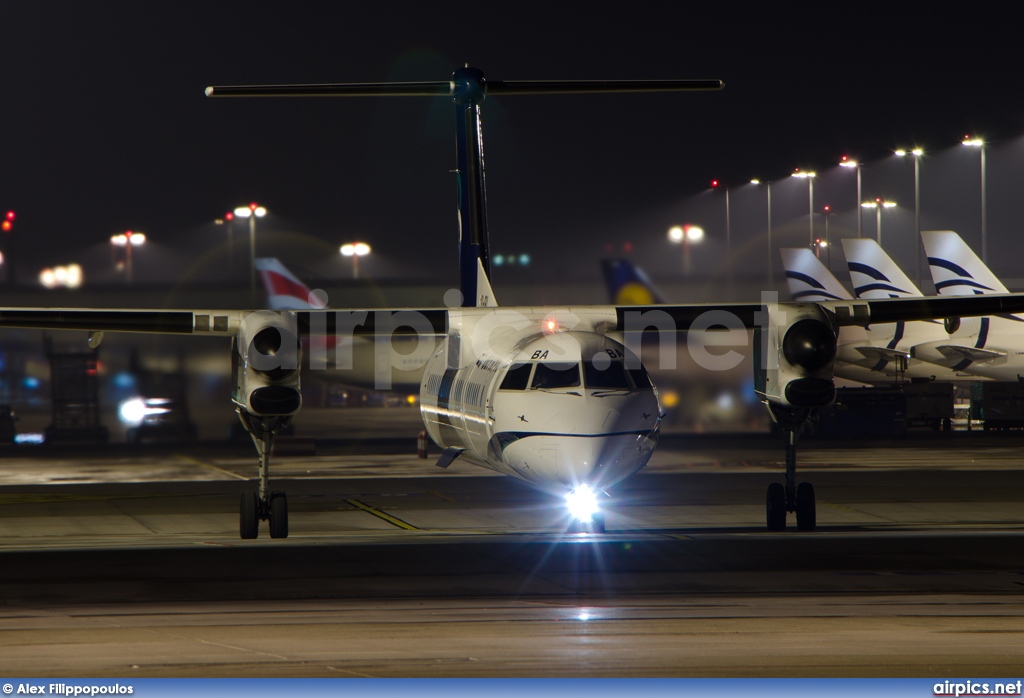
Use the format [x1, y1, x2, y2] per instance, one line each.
[205, 82, 454, 98]
[206, 78, 723, 98]
[486, 79, 723, 95]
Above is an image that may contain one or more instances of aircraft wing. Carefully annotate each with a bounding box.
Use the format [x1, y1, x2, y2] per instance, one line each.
[4, 293, 1024, 338]
[933, 344, 1006, 363]
[0, 308, 450, 337]
[614, 293, 1024, 331]
[0, 308, 235, 336]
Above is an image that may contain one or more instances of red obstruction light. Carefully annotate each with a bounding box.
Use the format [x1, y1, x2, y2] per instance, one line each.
[710, 179, 720, 188]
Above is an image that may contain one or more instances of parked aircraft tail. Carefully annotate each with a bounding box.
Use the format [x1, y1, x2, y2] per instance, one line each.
[254, 258, 324, 310]
[600, 258, 666, 305]
[779, 248, 852, 302]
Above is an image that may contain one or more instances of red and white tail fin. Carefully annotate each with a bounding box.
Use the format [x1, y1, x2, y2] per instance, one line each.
[254, 258, 325, 310]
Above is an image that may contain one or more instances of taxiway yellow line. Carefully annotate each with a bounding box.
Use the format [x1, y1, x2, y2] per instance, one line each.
[345, 498, 419, 530]
[176, 454, 248, 480]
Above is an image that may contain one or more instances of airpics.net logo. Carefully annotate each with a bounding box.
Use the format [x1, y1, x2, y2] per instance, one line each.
[934, 680, 1023, 697]
[251, 288, 784, 388]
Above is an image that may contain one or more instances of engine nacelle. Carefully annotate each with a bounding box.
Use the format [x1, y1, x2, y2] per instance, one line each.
[232, 310, 302, 416]
[753, 303, 838, 408]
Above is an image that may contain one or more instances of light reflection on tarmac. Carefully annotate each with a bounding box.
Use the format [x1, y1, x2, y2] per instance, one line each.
[1, 431, 1023, 677]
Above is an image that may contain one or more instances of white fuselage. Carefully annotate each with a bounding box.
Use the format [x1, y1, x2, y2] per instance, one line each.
[418, 313, 661, 494]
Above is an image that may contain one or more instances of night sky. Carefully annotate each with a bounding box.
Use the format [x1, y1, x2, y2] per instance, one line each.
[2, 3, 1023, 292]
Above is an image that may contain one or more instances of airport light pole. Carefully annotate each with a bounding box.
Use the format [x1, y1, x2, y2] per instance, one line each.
[234, 202, 267, 299]
[110, 230, 146, 284]
[792, 170, 816, 246]
[861, 199, 896, 246]
[822, 205, 831, 270]
[668, 224, 704, 276]
[895, 148, 923, 285]
[214, 211, 236, 277]
[340, 241, 371, 279]
[751, 179, 772, 284]
[839, 156, 862, 238]
[710, 180, 732, 285]
[962, 137, 986, 263]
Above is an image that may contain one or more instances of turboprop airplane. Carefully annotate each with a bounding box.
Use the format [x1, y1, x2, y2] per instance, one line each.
[911, 230, 1024, 380]
[1, 68, 1023, 537]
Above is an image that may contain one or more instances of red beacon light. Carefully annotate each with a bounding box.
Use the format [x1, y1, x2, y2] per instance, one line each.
[2, 211, 13, 232]
[542, 316, 559, 334]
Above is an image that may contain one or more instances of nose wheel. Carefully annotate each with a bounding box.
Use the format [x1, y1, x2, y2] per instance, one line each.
[239, 491, 289, 539]
[765, 405, 817, 532]
[237, 410, 291, 539]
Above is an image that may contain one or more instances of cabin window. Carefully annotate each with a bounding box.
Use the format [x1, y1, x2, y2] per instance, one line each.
[583, 360, 630, 389]
[531, 362, 581, 389]
[499, 363, 533, 390]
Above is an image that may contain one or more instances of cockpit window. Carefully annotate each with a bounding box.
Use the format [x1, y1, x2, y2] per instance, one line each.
[627, 363, 654, 389]
[499, 363, 533, 390]
[530, 362, 581, 389]
[583, 360, 630, 389]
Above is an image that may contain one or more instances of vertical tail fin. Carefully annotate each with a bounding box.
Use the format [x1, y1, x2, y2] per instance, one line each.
[921, 230, 1009, 295]
[601, 259, 666, 305]
[921, 229, 1024, 339]
[841, 238, 947, 346]
[472, 258, 498, 307]
[841, 238, 923, 298]
[779, 248, 852, 301]
[254, 258, 322, 310]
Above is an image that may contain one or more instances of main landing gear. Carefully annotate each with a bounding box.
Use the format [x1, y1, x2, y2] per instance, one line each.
[765, 405, 816, 532]
[237, 410, 290, 539]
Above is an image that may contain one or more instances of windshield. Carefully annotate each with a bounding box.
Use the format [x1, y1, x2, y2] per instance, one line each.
[627, 363, 654, 389]
[530, 362, 581, 389]
[583, 360, 630, 389]
[499, 363, 533, 390]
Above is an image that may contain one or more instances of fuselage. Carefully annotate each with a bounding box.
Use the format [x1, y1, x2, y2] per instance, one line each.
[419, 319, 661, 494]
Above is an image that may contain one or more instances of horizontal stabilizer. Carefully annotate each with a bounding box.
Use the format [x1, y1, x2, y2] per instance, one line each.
[934, 344, 1006, 363]
[852, 346, 910, 364]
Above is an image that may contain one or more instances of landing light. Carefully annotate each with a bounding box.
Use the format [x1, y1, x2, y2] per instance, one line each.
[565, 485, 600, 523]
[118, 397, 172, 426]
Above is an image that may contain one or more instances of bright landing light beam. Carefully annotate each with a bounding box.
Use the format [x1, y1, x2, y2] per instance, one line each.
[565, 485, 600, 522]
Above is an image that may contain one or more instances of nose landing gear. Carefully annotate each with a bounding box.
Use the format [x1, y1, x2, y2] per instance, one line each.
[237, 410, 291, 539]
[765, 405, 817, 532]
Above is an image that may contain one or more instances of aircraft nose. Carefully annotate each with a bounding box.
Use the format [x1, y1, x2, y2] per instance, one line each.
[556, 431, 657, 491]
